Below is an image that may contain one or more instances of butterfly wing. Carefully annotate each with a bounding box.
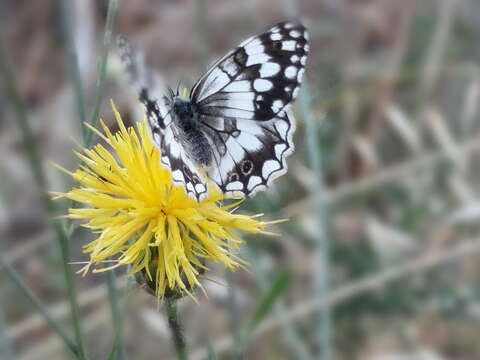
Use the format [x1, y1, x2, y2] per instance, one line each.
[117, 36, 209, 201]
[158, 125, 209, 201]
[190, 21, 308, 196]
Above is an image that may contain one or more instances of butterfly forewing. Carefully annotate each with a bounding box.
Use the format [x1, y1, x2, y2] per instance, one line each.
[191, 21, 309, 121]
[191, 21, 308, 197]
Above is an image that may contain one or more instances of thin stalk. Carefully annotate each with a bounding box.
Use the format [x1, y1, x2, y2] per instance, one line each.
[53, 223, 87, 360]
[225, 269, 242, 360]
[59, 1, 123, 355]
[85, 0, 118, 147]
[299, 81, 333, 359]
[0, 36, 87, 359]
[0, 297, 15, 360]
[83, 2, 124, 355]
[0, 39, 46, 189]
[165, 300, 188, 360]
[58, 0, 88, 143]
[0, 255, 78, 357]
[106, 269, 125, 360]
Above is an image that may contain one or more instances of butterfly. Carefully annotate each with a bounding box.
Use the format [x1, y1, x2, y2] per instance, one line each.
[118, 21, 309, 201]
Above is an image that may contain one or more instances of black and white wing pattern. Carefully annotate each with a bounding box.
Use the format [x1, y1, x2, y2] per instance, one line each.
[192, 21, 309, 197]
[202, 108, 295, 197]
[117, 36, 209, 201]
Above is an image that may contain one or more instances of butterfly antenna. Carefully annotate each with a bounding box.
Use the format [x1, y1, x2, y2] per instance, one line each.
[167, 87, 175, 100]
[175, 80, 181, 96]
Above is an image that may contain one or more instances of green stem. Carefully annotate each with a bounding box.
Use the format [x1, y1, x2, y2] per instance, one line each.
[225, 269, 242, 360]
[0, 35, 87, 360]
[0, 38, 46, 189]
[0, 296, 15, 360]
[85, 0, 118, 147]
[165, 300, 187, 360]
[60, 1, 123, 357]
[85, 3, 124, 357]
[54, 223, 87, 360]
[299, 81, 333, 359]
[0, 255, 78, 357]
[106, 269, 125, 360]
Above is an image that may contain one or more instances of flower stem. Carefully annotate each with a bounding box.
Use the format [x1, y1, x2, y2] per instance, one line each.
[165, 299, 188, 360]
[106, 268, 126, 360]
[225, 269, 242, 360]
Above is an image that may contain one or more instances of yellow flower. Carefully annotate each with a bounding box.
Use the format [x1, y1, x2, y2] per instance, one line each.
[54, 102, 277, 299]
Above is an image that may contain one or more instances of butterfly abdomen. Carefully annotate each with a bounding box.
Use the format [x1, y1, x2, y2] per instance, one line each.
[173, 98, 213, 166]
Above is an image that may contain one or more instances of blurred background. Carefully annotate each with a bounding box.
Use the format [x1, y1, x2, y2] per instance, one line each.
[2, 0, 480, 359]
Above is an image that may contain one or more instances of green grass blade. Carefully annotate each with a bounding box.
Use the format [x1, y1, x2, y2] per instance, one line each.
[225, 268, 242, 359]
[244, 245, 314, 360]
[0, 37, 46, 189]
[247, 270, 293, 331]
[0, 255, 79, 357]
[0, 34, 87, 360]
[299, 80, 333, 359]
[237, 270, 293, 357]
[0, 298, 15, 360]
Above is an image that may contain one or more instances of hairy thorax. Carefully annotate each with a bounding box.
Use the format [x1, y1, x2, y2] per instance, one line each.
[172, 97, 212, 166]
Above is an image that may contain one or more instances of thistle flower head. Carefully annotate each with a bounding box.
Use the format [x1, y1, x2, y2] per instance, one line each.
[54, 102, 275, 299]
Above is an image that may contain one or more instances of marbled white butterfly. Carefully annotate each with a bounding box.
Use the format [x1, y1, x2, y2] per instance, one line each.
[118, 21, 309, 201]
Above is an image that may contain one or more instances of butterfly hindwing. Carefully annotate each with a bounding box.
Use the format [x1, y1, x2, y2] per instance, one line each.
[159, 126, 209, 201]
[118, 36, 209, 202]
[202, 109, 295, 197]
[117, 35, 166, 131]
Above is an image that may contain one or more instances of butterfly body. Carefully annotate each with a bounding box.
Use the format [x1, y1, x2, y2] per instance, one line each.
[118, 21, 309, 201]
[171, 96, 213, 167]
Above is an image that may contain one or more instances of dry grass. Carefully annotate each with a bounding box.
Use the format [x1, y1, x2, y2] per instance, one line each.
[2, 0, 480, 359]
